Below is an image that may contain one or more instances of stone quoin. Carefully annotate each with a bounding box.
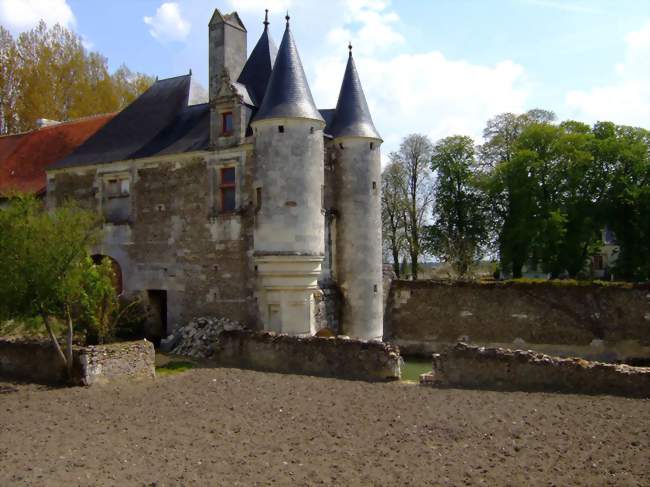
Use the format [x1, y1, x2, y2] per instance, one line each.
[46, 8, 383, 341]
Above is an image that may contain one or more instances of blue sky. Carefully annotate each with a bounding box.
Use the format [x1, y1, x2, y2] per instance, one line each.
[1, 0, 649, 155]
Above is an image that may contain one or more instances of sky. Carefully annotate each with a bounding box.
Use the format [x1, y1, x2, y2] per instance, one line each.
[1, 0, 649, 155]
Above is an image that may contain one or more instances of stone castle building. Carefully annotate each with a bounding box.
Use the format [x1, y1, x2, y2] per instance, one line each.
[46, 9, 383, 341]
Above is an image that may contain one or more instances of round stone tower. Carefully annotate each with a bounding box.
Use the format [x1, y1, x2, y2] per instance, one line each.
[251, 15, 326, 335]
[330, 45, 383, 340]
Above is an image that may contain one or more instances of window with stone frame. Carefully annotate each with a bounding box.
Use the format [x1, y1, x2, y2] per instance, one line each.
[220, 167, 236, 213]
[102, 174, 131, 224]
[221, 111, 234, 136]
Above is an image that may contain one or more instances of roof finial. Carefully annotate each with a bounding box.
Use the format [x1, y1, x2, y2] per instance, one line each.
[348, 41, 353, 57]
[263, 9, 269, 29]
[189, 68, 192, 76]
[285, 11, 290, 27]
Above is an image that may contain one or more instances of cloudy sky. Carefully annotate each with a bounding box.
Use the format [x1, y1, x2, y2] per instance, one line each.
[1, 0, 648, 154]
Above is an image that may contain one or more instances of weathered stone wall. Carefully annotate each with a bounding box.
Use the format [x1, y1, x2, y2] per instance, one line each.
[332, 138, 383, 340]
[215, 329, 401, 381]
[0, 339, 155, 386]
[79, 340, 155, 386]
[421, 343, 650, 398]
[388, 280, 650, 363]
[47, 149, 258, 335]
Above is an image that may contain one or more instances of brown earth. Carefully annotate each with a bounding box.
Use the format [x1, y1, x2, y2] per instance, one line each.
[1, 367, 648, 486]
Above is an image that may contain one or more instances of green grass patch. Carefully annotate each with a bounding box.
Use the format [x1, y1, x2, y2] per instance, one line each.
[401, 358, 431, 382]
[155, 360, 196, 377]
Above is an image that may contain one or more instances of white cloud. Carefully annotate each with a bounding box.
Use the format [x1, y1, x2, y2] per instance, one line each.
[313, 50, 530, 156]
[226, 0, 294, 13]
[327, 0, 404, 55]
[565, 19, 650, 128]
[0, 0, 75, 32]
[144, 2, 191, 43]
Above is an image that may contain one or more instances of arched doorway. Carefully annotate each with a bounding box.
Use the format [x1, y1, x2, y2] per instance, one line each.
[91, 254, 123, 295]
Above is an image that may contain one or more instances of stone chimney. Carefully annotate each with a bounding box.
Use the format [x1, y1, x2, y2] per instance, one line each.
[208, 9, 247, 105]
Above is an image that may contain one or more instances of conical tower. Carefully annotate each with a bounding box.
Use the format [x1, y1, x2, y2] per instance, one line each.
[237, 10, 277, 106]
[331, 44, 383, 340]
[251, 14, 326, 335]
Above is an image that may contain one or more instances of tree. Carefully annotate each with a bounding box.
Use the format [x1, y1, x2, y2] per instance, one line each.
[428, 136, 488, 277]
[390, 134, 434, 279]
[0, 195, 114, 378]
[381, 161, 407, 277]
[0, 21, 154, 135]
[595, 123, 650, 280]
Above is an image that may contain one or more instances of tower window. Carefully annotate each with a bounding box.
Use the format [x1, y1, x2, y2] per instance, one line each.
[220, 167, 236, 213]
[278, 125, 285, 133]
[369, 142, 374, 150]
[373, 284, 378, 293]
[310, 127, 315, 134]
[221, 112, 233, 135]
[255, 187, 262, 213]
[339, 143, 344, 150]
[372, 181, 377, 190]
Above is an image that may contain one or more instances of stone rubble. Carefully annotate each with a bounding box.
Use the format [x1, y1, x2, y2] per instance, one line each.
[160, 317, 245, 358]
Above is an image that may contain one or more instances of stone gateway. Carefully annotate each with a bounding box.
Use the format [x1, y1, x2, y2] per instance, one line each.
[46, 9, 383, 341]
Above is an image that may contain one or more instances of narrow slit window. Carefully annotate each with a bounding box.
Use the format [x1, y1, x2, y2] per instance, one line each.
[221, 112, 233, 135]
[369, 142, 374, 150]
[256, 187, 262, 212]
[278, 125, 285, 133]
[220, 167, 236, 212]
[372, 181, 377, 190]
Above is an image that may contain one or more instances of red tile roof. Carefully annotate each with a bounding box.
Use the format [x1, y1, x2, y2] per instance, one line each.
[0, 113, 115, 196]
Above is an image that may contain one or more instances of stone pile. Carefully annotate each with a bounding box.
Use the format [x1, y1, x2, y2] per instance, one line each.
[161, 317, 245, 358]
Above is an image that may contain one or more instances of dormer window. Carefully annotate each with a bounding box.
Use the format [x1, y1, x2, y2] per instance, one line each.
[221, 112, 233, 135]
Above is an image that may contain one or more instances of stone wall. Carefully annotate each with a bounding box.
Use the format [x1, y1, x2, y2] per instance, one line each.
[215, 329, 401, 381]
[47, 150, 258, 335]
[388, 280, 650, 363]
[0, 339, 155, 386]
[421, 343, 650, 398]
[78, 340, 155, 386]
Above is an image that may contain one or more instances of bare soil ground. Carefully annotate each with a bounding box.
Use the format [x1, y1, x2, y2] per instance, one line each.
[1, 367, 648, 486]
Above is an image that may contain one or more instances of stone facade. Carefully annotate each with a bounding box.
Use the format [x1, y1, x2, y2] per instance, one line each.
[387, 279, 650, 363]
[421, 343, 650, 398]
[45, 10, 383, 342]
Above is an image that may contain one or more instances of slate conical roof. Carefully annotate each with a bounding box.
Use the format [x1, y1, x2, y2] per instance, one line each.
[329, 48, 381, 140]
[254, 17, 324, 123]
[237, 12, 278, 106]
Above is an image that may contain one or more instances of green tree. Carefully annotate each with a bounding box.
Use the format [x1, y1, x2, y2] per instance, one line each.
[0, 195, 114, 377]
[595, 122, 650, 280]
[389, 134, 434, 279]
[428, 135, 488, 277]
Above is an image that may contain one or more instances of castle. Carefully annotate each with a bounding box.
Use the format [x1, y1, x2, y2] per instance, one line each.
[46, 9, 383, 341]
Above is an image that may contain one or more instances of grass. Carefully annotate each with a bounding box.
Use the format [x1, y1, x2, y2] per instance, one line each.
[155, 360, 196, 377]
[401, 358, 432, 383]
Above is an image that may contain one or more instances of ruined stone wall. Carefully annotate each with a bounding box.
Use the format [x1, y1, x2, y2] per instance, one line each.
[421, 343, 650, 398]
[0, 339, 155, 386]
[216, 329, 401, 381]
[79, 340, 155, 385]
[388, 280, 650, 363]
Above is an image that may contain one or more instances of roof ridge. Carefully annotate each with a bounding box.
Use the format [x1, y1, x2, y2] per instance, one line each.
[0, 112, 117, 138]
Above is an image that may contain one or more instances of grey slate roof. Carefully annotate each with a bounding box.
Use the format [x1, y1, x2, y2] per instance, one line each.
[50, 75, 209, 169]
[254, 21, 324, 123]
[328, 52, 381, 140]
[237, 23, 277, 106]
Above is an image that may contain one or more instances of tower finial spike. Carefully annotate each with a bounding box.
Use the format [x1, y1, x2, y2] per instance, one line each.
[263, 9, 269, 29]
[348, 41, 353, 57]
[285, 10, 290, 27]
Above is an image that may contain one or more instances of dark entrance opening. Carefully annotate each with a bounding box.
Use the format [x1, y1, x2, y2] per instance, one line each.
[146, 290, 167, 347]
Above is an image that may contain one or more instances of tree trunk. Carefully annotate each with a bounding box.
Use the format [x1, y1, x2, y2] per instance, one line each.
[392, 247, 400, 278]
[65, 307, 74, 380]
[42, 314, 68, 369]
[410, 250, 418, 280]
